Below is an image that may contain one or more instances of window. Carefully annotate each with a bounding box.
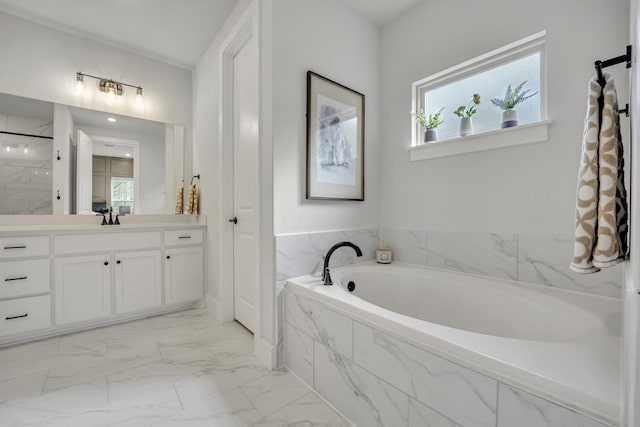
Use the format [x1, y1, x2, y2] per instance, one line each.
[111, 177, 134, 215]
[411, 31, 549, 159]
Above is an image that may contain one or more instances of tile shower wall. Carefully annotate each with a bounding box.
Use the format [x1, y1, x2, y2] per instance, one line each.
[380, 228, 622, 299]
[284, 289, 611, 427]
[0, 114, 53, 215]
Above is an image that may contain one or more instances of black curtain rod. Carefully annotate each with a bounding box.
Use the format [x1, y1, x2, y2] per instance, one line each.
[0, 130, 53, 140]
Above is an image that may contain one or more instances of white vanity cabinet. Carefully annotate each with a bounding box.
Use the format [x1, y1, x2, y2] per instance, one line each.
[0, 223, 206, 347]
[54, 254, 112, 325]
[164, 229, 204, 304]
[0, 235, 51, 338]
[115, 250, 162, 314]
[54, 231, 162, 325]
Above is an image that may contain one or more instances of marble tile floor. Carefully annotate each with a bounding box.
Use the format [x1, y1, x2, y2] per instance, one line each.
[0, 309, 351, 426]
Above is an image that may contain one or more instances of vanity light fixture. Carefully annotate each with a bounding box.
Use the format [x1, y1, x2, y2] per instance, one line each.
[75, 72, 143, 106]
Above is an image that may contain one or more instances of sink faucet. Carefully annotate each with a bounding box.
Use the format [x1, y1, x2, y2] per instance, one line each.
[322, 241, 363, 286]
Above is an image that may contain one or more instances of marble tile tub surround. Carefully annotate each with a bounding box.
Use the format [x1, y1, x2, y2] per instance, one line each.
[380, 228, 622, 299]
[275, 228, 379, 282]
[0, 308, 351, 427]
[0, 114, 53, 215]
[284, 289, 614, 427]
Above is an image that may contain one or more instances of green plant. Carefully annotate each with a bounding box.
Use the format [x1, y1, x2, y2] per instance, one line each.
[454, 93, 481, 118]
[490, 81, 538, 110]
[413, 107, 445, 129]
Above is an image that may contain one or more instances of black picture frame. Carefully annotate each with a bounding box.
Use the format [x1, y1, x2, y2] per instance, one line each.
[306, 71, 365, 201]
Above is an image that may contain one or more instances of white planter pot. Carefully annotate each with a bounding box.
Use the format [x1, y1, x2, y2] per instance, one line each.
[501, 109, 518, 128]
[424, 128, 438, 142]
[459, 117, 473, 136]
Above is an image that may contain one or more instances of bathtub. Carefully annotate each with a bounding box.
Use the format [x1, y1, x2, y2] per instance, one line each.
[284, 262, 621, 426]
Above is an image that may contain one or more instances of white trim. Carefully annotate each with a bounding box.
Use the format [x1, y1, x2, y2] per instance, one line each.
[254, 336, 276, 369]
[411, 31, 547, 148]
[205, 292, 221, 320]
[409, 120, 550, 161]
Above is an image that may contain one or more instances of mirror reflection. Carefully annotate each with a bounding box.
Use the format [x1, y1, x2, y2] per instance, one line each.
[0, 92, 184, 216]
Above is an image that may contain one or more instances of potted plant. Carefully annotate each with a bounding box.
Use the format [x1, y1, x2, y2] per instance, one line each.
[453, 93, 481, 136]
[413, 107, 444, 142]
[490, 81, 538, 128]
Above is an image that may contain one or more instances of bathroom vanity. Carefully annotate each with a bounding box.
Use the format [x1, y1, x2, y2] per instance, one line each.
[0, 223, 205, 346]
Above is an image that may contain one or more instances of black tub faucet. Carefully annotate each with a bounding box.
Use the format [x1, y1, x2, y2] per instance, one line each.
[322, 242, 362, 286]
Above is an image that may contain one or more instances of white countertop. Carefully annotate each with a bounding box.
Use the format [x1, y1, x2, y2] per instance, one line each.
[0, 215, 206, 234]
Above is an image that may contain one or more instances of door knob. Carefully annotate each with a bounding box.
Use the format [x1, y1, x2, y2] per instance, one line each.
[229, 217, 238, 224]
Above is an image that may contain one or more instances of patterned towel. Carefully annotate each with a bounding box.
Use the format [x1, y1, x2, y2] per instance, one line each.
[175, 187, 184, 214]
[186, 184, 198, 215]
[571, 73, 628, 273]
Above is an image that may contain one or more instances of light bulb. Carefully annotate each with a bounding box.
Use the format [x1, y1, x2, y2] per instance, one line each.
[75, 73, 84, 94]
[135, 87, 143, 108]
[24, 147, 28, 154]
[5, 146, 10, 152]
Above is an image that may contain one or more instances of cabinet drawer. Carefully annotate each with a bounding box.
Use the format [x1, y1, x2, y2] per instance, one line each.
[55, 232, 161, 255]
[164, 229, 203, 246]
[0, 236, 49, 259]
[0, 259, 50, 299]
[0, 295, 51, 337]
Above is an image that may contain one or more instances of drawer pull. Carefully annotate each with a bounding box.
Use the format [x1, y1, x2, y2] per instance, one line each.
[178, 236, 192, 239]
[3, 245, 27, 250]
[4, 276, 27, 282]
[6, 314, 28, 320]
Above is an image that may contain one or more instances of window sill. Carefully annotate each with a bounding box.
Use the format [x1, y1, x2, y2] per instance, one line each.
[409, 120, 551, 161]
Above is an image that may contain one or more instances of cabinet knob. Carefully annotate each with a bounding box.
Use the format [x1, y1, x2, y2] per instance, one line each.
[166, 255, 171, 260]
[104, 261, 109, 266]
[116, 260, 121, 264]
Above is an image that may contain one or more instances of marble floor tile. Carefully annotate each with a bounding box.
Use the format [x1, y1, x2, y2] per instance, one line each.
[240, 369, 310, 417]
[253, 392, 353, 426]
[0, 309, 349, 427]
[151, 388, 262, 427]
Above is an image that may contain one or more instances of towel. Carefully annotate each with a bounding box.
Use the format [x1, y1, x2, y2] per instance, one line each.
[175, 187, 184, 214]
[186, 184, 198, 215]
[571, 73, 628, 273]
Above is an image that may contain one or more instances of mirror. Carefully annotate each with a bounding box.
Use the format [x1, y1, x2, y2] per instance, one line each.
[0, 92, 184, 215]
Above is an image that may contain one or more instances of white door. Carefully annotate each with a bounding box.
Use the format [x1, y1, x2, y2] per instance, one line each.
[165, 246, 204, 304]
[76, 130, 93, 215]
[231, 34, 259, 333]
[54, 254, 111, 325]
[114, 250, 161, 314]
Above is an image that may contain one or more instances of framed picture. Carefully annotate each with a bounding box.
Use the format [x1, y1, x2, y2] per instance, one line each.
[306, 71, 365, 201]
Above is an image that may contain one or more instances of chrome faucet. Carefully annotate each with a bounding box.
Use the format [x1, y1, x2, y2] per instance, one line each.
[322, 242, 363, 286]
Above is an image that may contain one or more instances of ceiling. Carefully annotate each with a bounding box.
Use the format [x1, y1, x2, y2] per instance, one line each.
[0, 0, 421, 70]
[342, 0, 423, 25]
[0, 0, 239, 69]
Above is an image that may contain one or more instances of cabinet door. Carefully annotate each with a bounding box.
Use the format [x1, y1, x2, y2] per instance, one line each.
[115, 250, 161, 314]
[54, 255, 111, 325]
[165, 246, 203, 304]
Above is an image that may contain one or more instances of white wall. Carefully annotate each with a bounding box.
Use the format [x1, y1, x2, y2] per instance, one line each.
[272, 0, 381, 235]
[624, 0, 640, 424]
[0, 11, 193, 197]
[380, 0, 629, 235]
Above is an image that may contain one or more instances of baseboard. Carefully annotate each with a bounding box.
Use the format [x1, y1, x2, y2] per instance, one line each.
[205, 293, 222, 321]
[254, 336, 276, 369]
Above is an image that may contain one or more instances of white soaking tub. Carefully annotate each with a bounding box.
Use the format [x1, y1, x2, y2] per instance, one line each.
[285, 262, 621, 425]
